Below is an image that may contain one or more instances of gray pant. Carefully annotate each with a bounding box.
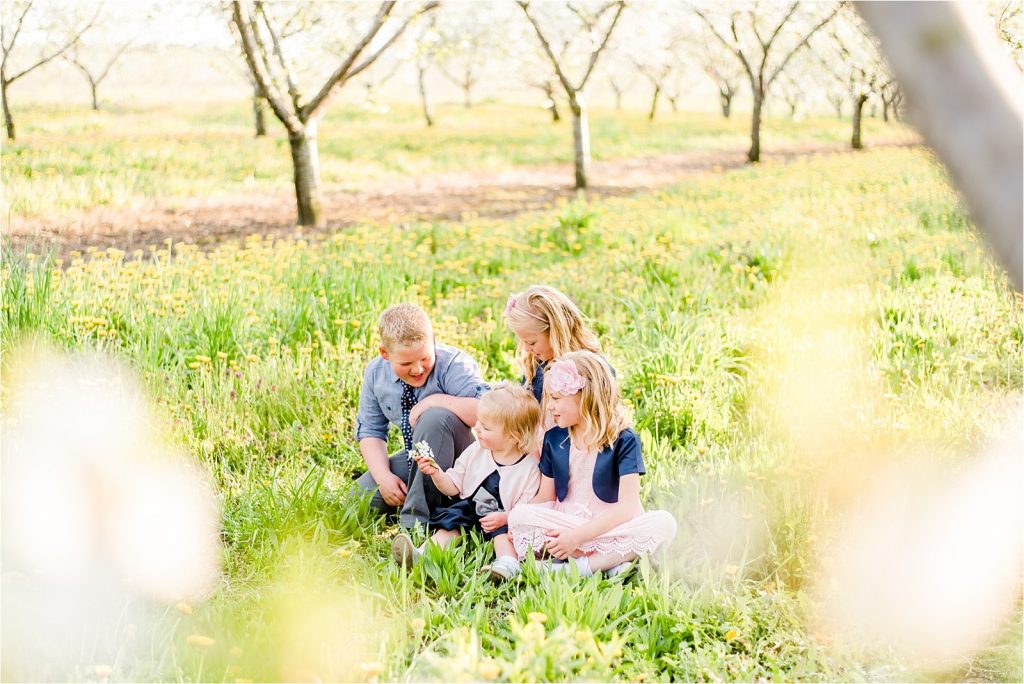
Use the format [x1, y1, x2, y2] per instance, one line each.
[355, 407, 475, 529]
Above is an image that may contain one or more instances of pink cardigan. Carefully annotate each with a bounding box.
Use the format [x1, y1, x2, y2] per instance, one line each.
[445, 442, 541, 511]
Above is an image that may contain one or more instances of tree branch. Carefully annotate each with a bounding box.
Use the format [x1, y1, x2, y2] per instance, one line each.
[255, 1, 303, 113]
[692, 6, 755, 87]
[345, 1, 438, 83]
[231, 0, 301, 132]
[519, 1, 580, 94]
[766, 4, 839, 89]
[6, 1, 101, 85]
[578, 0, 625, 88]
[300, 1, 398, 120]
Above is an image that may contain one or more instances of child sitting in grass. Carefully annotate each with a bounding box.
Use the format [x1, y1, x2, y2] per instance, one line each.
[392, 382, 542, 582]
[508, 351, 677, 577]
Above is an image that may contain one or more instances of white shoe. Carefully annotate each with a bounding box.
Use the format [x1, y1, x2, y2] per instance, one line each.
[483, 556, 521, 582]
[391, 533, 421, 568]
[537, 559, 571, 574]
[604, 560, 636, 578]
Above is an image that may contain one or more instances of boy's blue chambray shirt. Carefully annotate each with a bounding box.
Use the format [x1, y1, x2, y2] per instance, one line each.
[355, 343, 489, 442]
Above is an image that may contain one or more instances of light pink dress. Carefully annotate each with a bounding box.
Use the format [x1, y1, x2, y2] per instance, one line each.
[508, 444, 677, 560]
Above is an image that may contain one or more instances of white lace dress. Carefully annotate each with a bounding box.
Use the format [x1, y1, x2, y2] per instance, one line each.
[508, 444, 677, 559]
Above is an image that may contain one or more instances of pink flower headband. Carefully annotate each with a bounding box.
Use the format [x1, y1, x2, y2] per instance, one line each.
[504, 294, 547, 323]
[546, 360, 586, 395]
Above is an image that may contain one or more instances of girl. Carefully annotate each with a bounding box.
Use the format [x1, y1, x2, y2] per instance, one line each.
[507, 351, 677, 577]
[504, 285, 604, 404]
[392, 382, 542, 582]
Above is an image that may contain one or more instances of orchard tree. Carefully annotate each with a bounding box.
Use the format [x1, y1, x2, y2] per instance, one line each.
[819, 6, 891, 149]
[698, 40, 743, 118]
[433, 3, 510, 110]
[624, 6, 690, 120]
[518, 0, 627, 190]
[856, 1, 1022, 291]
[691, 1, 839, 162]
[231, 0, 437, 227]
[601, 47, 636, 111]
[1, 0, 100, 139]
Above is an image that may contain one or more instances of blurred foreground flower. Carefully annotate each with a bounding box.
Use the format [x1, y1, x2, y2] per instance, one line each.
[1, 345, 221, 680]
[813, 401, 1024, 669]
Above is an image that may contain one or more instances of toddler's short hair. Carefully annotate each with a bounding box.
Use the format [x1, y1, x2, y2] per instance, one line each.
[478, 382, 541, 455]
[378, 303, 432, 351]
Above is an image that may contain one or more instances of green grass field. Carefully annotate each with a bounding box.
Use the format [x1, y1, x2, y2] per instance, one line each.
[1, 105, 1020, 682]
[1, 101, 919, 217]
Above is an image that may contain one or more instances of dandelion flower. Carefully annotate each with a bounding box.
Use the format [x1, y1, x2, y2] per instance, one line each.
[175, 601, 193, 615]
[187, 634, 216, 648]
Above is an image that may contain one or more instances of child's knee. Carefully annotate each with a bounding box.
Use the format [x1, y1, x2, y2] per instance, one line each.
[412, 407, 461, 435]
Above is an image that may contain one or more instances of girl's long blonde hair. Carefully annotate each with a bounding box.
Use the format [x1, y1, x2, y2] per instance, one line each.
[548, 351, 630, 451]
[505, 285, 602, 383]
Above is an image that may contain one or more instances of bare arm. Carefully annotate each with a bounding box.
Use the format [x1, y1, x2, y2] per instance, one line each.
[414, 454, 461, 497]
[409, 394, 479, 427]
[531, 475, 556, 504]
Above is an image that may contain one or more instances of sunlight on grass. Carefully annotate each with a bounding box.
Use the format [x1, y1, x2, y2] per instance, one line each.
[1, 147, 1020, 681]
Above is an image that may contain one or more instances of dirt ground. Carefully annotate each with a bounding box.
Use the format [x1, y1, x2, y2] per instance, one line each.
[3, 139, 919, 259]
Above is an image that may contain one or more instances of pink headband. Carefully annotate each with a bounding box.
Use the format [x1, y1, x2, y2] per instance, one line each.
[546, 360, 586, 395]
[504, 294, 547, 323]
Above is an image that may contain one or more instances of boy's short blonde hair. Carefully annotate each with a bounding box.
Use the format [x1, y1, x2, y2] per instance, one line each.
[478, 382, 542, 455]
[378, 303, 433, 351]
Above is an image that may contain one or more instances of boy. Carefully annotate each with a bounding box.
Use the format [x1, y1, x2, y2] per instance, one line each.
[354, 303, 488, 528]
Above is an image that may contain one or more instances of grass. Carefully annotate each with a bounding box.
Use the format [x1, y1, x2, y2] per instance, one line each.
[1, 142, 1021, 682]
[0, 101, 918, 217]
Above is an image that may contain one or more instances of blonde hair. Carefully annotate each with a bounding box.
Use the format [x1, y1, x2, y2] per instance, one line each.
[547, 351, 629, 451]
[505, 285, 602, 383]
[378, 303, 433, 351]
[478, 382, 542, 455]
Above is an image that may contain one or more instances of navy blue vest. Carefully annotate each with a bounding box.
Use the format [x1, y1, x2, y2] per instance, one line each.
[539, 427, 645, 503]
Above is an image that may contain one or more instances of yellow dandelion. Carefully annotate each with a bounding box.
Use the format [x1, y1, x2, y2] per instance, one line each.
[478, 660, 502, 680]
[527, 612, 548, 624]
[217, 352, 228, 360]
[725, 629, 738, 642]
[175, 601, 193, 615]
[187, 634, 216, 648]
[359, 662, 385, 678]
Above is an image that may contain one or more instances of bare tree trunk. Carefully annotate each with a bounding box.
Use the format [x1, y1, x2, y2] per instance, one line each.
[610, 82, 622, 110]
[419, 63, 434, 127]
[720, 89, 732, 118]
[882, 96, 889, 122]
[648, 84, 660, 121]
[288, 121, 323, 227]
[462, 83, 472, 109]
[668, 94, 678, 112]
[852, 93, 868, 149]
[2, 80, 14, 141]
[89, 79, 99, 111]
[252, 82, 266, 137]
[749, 89, 763, 162]
[570, 94, 590, 190]
[857, 1, 1023, 291]
[544, 81, 560, 122]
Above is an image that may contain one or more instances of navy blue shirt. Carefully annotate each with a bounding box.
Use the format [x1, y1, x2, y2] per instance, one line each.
[539, 426, 645, 503]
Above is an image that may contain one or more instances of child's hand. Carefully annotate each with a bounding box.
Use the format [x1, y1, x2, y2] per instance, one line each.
[480, 511, 508, 532]
[544, 528, 583, 560]
[415, 454, 440, 475]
